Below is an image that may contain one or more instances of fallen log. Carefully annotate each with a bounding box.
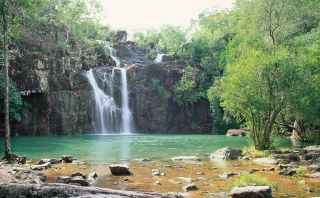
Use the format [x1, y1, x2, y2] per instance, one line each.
[0, 183, 181, 198]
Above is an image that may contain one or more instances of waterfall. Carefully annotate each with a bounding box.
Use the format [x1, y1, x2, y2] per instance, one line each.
[86, 42, 133, 134]
[86, 69, 119, 133]
[154, 53, 165, 63]
[119, 68, 133, 134]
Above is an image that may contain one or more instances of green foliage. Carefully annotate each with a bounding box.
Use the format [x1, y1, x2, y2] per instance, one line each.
[230, 174, 277, 190]
[0, 74, 23, 121]
[295, 166, 307, 177]
[175, 65, 204, 105]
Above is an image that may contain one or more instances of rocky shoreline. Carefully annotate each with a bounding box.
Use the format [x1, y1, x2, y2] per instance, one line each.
[0, 146, 319, 198]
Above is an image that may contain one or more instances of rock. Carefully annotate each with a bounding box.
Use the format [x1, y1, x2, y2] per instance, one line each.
[253, 157, 278, 165]
[304, 146, 320, 151]
[230, 186, 272, 198]
[210, 147, 242, 160]
[37, 158, 60, 165]
[308, 172, 320, 178]
[154, 181, 161, 185]
[61, 155, 74, 163]
[183, 183, 198, 192]
[71, 172, 86, 179]
[171, 156, 200, 161]
[109, 164, 131, 176]
[31, 162, 51, 170]
[196, 171, 204, 175]
[69, 176, 90, 186]
[219, 172, 239, 180]
[226, 129, 246, 136]
[152, 169, 161, 176]
[279, 169, 296, 176]
[88, 172, 98, 180]
[308, 164, 320, 172]
[56, 176, 71, 184]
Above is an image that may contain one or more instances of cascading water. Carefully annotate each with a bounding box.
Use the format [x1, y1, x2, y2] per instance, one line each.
[154, 53, 165, 64]
[86, 42, 133, 134]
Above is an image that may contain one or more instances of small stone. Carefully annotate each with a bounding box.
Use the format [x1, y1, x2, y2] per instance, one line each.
[88, 172, 98, 180]
[31, 162, 51, 171]
[154, 181, 161, 185]
[152, 169, 161, 176]
[279, 169, 296, 176]
[37, 159, 59, 165]
[183, 183, 198, 192]
[226, 129, 246, 137]
[69, 176, 90, 186]
[308, 172, 320, 178]
[196, 171, 204, 175]
[207, 192, 227, 198]
[71, 172, 86, 179]
[176, 177, 193, 184]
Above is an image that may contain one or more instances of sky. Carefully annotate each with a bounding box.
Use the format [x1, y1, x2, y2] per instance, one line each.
[100, 0, 234, 34]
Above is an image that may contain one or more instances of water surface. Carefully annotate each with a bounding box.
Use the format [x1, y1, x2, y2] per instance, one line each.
[0, 134, 291, 163]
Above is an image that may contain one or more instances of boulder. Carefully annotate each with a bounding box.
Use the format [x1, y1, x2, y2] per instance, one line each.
[61, 155, 74, 163]
[88, 172, 98, 180]
[109, 164, 131, 176]
[226, 129, 246, 136]
[230, 186, 272, 198]
[210, 147, 242, 160]
[183, 183, 198, 192]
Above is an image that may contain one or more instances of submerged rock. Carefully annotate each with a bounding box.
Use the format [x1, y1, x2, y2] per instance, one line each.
[210, 147, 242, 160]
[230, 186, 272, 198]
[109, 164, 131, 176]
[37, 158, 60, 165]
[171, 156, 200, 161]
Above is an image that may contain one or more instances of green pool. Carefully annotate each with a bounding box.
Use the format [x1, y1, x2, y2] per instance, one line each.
[0, 134, 291, 163]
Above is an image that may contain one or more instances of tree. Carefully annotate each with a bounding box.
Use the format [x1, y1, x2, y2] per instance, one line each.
[1, 0, 12, 159]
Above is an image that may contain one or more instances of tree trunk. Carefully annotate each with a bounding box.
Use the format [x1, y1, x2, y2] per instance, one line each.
[0, 183, 177, 198]
[2, 0, 12, 159]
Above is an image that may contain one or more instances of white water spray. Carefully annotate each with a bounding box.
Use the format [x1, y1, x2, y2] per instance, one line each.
[154, 53, 165, 64]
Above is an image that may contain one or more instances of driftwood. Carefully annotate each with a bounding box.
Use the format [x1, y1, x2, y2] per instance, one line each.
[0, 183, 181, 198]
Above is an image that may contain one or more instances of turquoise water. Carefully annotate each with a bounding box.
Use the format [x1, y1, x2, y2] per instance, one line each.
[0, 134, 291, 163]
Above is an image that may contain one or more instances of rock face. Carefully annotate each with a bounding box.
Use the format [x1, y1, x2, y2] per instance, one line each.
[230, 186, 272, 198]
[210, 147, 242, 160]
[9, 29, 212, 135]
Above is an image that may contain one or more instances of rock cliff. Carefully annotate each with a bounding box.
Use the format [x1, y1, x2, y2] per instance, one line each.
[10, 31, 212, 135]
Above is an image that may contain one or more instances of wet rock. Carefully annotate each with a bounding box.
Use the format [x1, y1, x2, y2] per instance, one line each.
[109, 164, 131, 176]
[61, 155, 74, 163]
[56, 176, 71, 184]
[253, 157, 278, 165]
[183, 183, 198, 192]
[171, 156, 200, 161]
[226, 129, 246, 136]
[230, 186, 272, 198]
[37, 158, 60, 165]
[219, 172, 239, 180]
[210, 147, 242, 160]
